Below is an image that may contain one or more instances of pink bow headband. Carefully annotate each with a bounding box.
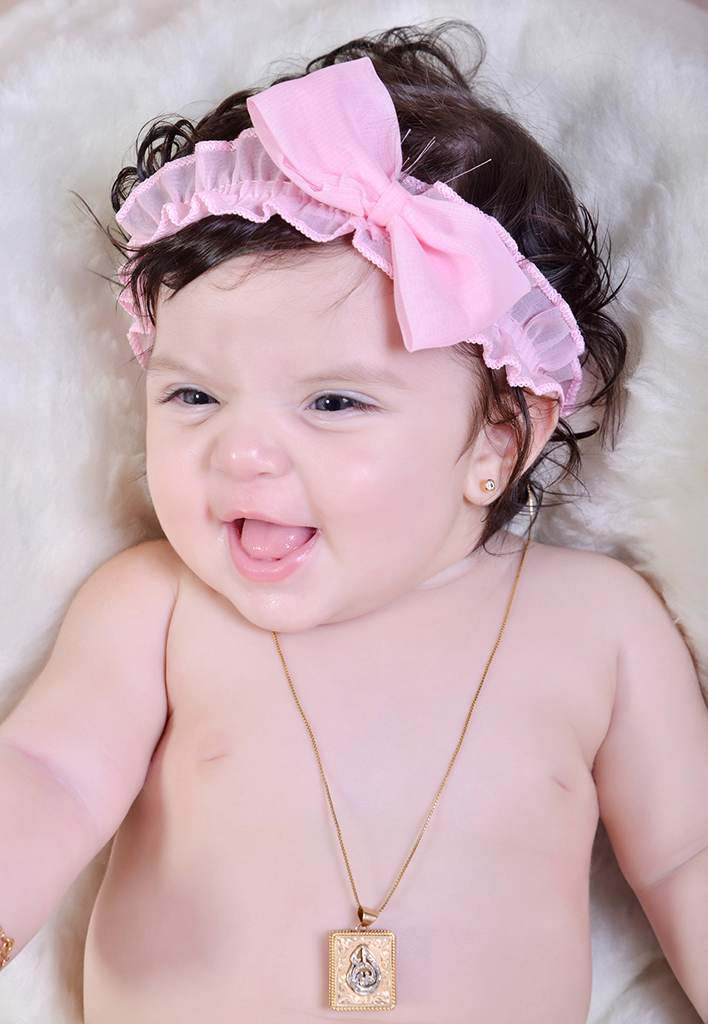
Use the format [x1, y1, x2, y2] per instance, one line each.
[117, 57, 584, 414]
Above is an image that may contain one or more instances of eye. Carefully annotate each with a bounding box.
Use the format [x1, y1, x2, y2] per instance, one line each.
[308, 393, 372, 413]
[163, 387, 218, 406]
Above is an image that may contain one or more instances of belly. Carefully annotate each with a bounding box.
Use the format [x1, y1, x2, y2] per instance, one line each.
[83, 717, 598, 1024]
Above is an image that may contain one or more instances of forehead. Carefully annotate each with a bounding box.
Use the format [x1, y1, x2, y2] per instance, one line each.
[156, 243, 382, 315]
[149, 245, 477, 408]
[154, 246, 393, 358]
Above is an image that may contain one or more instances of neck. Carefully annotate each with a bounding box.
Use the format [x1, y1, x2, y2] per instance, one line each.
[414, 549, 486, 590]
[414, 530, 523, 592]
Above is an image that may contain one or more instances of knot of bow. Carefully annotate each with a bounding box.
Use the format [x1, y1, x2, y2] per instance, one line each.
[247, 57, 530, 351]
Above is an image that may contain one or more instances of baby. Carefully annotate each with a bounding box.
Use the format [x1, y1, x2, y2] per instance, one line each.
[1, 23, 707, 1024]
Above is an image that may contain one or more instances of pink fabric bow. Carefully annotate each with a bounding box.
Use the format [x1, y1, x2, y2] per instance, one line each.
[247, 58, 530, 352]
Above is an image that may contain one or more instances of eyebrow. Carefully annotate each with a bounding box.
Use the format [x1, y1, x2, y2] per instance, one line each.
[147, 356, 409, 391]
[145, 356, 204, 378]
[293, 362, 409, 390]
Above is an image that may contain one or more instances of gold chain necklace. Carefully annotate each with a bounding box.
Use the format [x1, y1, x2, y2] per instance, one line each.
[271, 520, 532, 1011]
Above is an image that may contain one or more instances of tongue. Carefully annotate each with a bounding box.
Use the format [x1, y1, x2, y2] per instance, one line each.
[239, 519, 315, 560]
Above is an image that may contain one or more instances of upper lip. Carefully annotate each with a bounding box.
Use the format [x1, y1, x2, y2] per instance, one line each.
[221, 509, 316, 530]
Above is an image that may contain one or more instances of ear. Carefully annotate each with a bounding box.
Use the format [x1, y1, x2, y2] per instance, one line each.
[462, 395, 560, 506]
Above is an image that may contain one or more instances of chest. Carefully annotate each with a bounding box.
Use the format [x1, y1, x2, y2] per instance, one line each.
[158, 580, 609, 880]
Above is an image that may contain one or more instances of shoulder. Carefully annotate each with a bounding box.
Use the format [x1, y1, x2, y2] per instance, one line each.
[54, 540, 185, 657]
[526, 540, 696, 687]
[521, 540, 688, 664]
[525, 540, 664, 615]
[85, 538, 182, 590]
[72, 539, 182, 613]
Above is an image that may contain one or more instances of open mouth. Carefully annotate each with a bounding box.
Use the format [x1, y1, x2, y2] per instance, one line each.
[228, 518, 318, 581]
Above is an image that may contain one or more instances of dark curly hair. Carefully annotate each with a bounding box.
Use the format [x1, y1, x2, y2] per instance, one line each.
[111, 22, 626, 547]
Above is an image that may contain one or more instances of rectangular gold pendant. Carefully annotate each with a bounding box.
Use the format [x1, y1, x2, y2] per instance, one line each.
[329, 929, 396, 1011]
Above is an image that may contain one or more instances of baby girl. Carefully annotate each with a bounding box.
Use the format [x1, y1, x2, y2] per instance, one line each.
[1, 23, 707, 1024]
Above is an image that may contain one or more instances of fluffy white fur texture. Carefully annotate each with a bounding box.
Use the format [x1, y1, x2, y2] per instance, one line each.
[0, 0, 707, 1021]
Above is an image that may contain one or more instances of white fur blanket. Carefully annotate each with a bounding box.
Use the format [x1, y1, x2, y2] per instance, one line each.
[1, 0, 707, 1021]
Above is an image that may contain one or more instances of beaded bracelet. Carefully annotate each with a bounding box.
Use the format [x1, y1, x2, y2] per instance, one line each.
[0, 923, 14, 970]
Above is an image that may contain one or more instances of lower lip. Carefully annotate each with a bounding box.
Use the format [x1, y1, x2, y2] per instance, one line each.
[226, 521, 318, 582]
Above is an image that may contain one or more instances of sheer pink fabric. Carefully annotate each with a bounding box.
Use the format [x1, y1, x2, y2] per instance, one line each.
[117, 57, 584, 414]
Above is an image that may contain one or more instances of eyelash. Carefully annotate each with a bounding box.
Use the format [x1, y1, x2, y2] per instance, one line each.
[158, 388, 375, 413]
[307, 393, 375, 413]
[161, 387, 218, 406]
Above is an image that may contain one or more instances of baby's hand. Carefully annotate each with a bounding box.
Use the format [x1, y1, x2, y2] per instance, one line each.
[0, 541, 177, 959]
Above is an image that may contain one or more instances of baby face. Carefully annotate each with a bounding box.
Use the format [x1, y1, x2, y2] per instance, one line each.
[145, 246, 486, 631]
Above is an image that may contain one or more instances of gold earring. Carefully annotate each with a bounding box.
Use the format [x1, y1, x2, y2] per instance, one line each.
[481, 479, 496, 493]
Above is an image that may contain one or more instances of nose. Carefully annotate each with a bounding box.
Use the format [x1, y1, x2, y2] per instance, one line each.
[209, 415, 292, 481]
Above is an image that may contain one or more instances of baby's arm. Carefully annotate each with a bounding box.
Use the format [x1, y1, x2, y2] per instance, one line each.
[593, 564, 708, 1020]
[0, 541, 178, 958]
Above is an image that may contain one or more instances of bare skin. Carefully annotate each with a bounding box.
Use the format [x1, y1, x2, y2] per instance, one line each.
[84, 539, 616, 1024]
[1, 250, 708, 1022]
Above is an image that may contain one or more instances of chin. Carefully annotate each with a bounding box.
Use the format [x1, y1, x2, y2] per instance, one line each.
[221, 569, 414, 632]
[228, 592, 347, 634]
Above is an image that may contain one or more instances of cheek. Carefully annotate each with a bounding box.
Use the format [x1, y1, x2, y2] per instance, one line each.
[308, 420, 470, 549]
[145, 425, 204, 530]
